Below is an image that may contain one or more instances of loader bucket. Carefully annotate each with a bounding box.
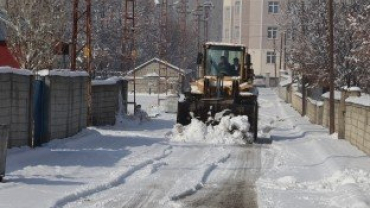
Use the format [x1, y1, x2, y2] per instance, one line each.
[177, 95, 259, 142]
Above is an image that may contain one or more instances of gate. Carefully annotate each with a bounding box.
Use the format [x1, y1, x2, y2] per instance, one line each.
[33, 79, 47, 146]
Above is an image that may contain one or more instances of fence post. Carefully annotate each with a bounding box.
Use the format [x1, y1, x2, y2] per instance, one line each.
[0, 125, 9, 182]
[302, 76, 307, 116]
[338, 90, 347, 139]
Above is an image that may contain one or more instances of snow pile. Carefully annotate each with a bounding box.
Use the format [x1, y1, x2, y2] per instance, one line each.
[171, 116, 252, 145]
[146, 105, 162, 118]
[259, 169, 370, 191]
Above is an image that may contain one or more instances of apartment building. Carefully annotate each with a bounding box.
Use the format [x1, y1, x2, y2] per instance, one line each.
[223, 0, 283, 78]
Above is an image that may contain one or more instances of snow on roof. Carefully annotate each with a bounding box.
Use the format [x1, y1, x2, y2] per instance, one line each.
[205, 42, 246, 48]
[0, 66, 32, 76]
[346, 93, 370, 107]
[322, 91, 342, 100]
[37, 69, 89, 77]
[92, 76, 123, 86]
[126, 58, 189, 76]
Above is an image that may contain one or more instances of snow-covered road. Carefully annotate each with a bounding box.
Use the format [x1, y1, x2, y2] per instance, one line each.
[0, 89, 369, 208]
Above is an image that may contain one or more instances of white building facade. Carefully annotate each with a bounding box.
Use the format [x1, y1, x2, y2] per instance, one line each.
[223, 0, 284, 78]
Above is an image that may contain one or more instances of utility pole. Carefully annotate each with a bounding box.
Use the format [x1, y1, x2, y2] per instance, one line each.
[327, 0, 335, 134]
[122, 0, 136, 106]
[158, 0, 168, 105]
[71, 0, 92, 125]
[279, 33, 283, 70]
[178, 0, 187, 93]
[273, 37, 277, 78]
[284, 32, 287, 71]
[71, 0, 92, 72]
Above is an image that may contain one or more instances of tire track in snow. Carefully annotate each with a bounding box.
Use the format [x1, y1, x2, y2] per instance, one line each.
[170, 153, 231, 201]
[52, 146, 173, 208]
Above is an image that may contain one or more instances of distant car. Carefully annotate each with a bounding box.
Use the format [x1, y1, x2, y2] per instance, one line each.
[253, 75, 267, 87]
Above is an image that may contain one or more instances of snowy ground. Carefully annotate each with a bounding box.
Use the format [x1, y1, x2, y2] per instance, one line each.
[0, 89, 369, 208]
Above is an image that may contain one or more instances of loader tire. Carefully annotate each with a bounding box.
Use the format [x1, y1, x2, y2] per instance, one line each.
[177, 101, 191, 126]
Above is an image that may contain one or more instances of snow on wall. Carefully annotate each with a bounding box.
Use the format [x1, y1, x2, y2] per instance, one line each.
[346, 93, 370, 107]
[91, 76, 123, 86]
[37, 69, 89, 77]
[322, 91, 342, 100]
[0, 67, 32, 76]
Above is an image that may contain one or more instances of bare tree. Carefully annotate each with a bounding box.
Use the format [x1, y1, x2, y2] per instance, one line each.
[280, 0, 370, 92]
[4, 0, 69, 70]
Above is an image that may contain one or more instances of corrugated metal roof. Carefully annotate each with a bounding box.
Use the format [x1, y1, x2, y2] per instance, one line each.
[0, 42, 20, 68]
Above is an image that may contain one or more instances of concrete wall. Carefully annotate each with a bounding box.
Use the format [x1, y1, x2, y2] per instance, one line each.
[0, 73, 32, 147]
[92, 81, 128, 126]
[45, 75, 88, 141]
[345, 103, 370, 155]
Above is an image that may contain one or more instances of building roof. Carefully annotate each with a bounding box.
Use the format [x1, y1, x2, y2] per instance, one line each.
[0, 42, 20, 68]
[0, 22, 20, 68]
[126, 58, 191, 76]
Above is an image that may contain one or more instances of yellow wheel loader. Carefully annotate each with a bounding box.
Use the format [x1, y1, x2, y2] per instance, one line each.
[177, 42, 259, 142]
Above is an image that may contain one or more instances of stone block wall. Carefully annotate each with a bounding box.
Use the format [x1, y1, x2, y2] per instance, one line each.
[291, 92, 303, 115]
[322, 99, 340, 131]
[92, 80, 128, 126]
[45, 75, 88, 141]
[345, 103, 370, 154]
[306, 98, 323, 125]
[0, 72, 32, 147]
[278, 87, 288, 102]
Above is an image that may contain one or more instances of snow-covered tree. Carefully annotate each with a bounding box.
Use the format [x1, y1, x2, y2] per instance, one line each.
[280, 0, 370, 92]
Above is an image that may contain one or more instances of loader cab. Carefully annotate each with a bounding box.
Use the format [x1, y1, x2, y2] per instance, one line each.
[203, 43, 247, 80]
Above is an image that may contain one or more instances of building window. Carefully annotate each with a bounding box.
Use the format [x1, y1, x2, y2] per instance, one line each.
[235, 1, 241, 15]
[267, 26, 278, 38]
[268, 1, 279, 13]
[225, 6, 231, 18]
[224, 29, 229, 39]
[235, 26, 240, 39]
[267, 51, 276, 64]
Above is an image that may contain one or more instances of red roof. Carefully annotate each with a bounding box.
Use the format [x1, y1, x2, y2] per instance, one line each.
[0, 41, 20, 68]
